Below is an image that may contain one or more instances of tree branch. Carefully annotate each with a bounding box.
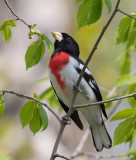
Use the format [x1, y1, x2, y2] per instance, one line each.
[74, 92, 136, 109]
[117, 8, 136, 20]
[54, 154, 71, 160]
[0, 90, 61, 123]
[71, 152, 129, 159]
[5, 0, 31, 28]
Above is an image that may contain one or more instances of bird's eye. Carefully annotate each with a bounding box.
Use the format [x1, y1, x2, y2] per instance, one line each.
[66, 37, 71, 41]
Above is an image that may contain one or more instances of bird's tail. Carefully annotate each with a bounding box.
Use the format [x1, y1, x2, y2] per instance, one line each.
[90, 123, 112, 152]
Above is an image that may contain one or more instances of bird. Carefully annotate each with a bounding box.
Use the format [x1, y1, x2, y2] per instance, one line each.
[48, 32, 112, 152]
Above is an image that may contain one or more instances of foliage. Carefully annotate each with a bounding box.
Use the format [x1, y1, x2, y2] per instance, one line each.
[0, 151, 11, 160]
[0, 92, 5, 117]
[20, 93, 48, 135]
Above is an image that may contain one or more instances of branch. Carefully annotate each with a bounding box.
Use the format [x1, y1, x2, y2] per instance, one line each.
[5, 0, 31, 28]
[54, 154, 71, 160]
[74, 92, 136, 109]
[0, 90, 61, 123]
[71, 152, 128, 159]
[50, 0, 121, 159]
[117, 8, 136, 20]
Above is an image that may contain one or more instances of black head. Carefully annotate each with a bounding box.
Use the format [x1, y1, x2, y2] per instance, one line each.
[52, 32, 80, 57]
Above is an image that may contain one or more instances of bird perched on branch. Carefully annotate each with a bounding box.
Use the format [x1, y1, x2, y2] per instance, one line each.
[48, 32, 112, 151]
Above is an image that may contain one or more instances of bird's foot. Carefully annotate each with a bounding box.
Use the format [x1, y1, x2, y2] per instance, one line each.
[73, 85, 82, 93]
[73, 85, 89, 99]
[62, 115, 71, 125]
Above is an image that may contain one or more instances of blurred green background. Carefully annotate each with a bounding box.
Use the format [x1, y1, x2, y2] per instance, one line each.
[0, 0, 136, 159]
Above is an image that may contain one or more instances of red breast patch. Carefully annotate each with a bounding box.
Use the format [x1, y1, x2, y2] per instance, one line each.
[49, 52, 70, 92]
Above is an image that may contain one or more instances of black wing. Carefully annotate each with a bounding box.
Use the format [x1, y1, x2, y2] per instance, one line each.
[75, 57, 107, 119]
[50, 81, 83, 130]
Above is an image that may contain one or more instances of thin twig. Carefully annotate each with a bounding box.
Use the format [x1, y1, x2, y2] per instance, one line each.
[5, 0, 31, 28]
[54, 154, 71, 160]
[117, 8, 136, 20]
[50, 0, 121, 159]
[71, 152, 127, 159]
[0, 90, 61, 123]
[74, 92, 136, 109]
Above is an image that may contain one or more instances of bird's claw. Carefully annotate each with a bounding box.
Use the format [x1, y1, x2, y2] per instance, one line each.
[73, 85, 82, 93]
[62, 115, 71, 125]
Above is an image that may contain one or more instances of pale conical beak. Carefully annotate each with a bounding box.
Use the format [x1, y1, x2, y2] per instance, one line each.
[52, 32, 63, 42]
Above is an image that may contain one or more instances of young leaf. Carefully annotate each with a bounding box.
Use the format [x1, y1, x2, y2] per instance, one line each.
[29, 108, 42, 135]
[7, 20, 16, 27]
[115, 74, 136, 87]
[129, 129, 136, 149]
[115, 16, 132, 45]
[77, 0, 103, 28]
[113, 118, 134, 146]
[42, 34, 54, 55]
[38, 105, 48, 131]
[0, 92, 5, 116]
[2, 24, 11, 43]
[127, 84, 136, 108]
[25, 39, 45, 70]
[105, 0, 112, 13]
[110, 108, 136, 121]
[20, 101, 35, 128]
[33, 92, 40, 100]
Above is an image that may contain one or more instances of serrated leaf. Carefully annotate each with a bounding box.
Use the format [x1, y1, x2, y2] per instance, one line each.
[113, 118, 134, 146]
[29, 108, 42, 135]
[110, 108, 136, 121]
[115, 16, 132, 45]
[127, 84, 136, 108]
[38, 105, 48, 131]
[42, 34, 54, 55]
[7, 20, 16, 27]
[2, 24, 11, 43]
[129, 129, 136, 149]
[20, 101, 35, 128]
[105, 0, 112, 13]
[25, 39, 45, 70]
[77, 0, 103, 28]
[115, 74, 136, 87]
[120, 51, 131, 75]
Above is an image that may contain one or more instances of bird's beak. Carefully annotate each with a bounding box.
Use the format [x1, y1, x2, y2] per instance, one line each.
[52, 32, 63, 42]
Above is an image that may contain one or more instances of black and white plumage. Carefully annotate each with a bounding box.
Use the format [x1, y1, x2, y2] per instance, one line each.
[48, 32, 112, 151]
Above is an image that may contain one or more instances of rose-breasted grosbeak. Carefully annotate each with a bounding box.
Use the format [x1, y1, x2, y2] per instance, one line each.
[48, 32, 112, 152]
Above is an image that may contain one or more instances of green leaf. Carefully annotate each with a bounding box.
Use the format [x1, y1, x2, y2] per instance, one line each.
[0, 92, 5, 116]
[113, 118, 134, 146]
[0, 22, 5, 31]
[33, 77, 49, 85]
[105, 0, 112, 13]
[20, 101, 35, 128]
[127, 150, 136, 156]
[33, 92, 40, 100]
[129, 129, 136, 148]
[119, 51, 131, 75]
[25, 39, 45, 70]
[29, 108, 42, 135]
[110, 108, 136, 121]
[115, 74, 136, 87]
[38, 105, 48, 131]
[77, 0, 103, 28]
[115, 16, 132, 45]
[2, 24, 11, 43]
[0, 151, 11, 160]
[127, 84, 136, 108]
[7, 20, 16, 27]
[126, 20, 136, 49]
[42, 34, 54, 55]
